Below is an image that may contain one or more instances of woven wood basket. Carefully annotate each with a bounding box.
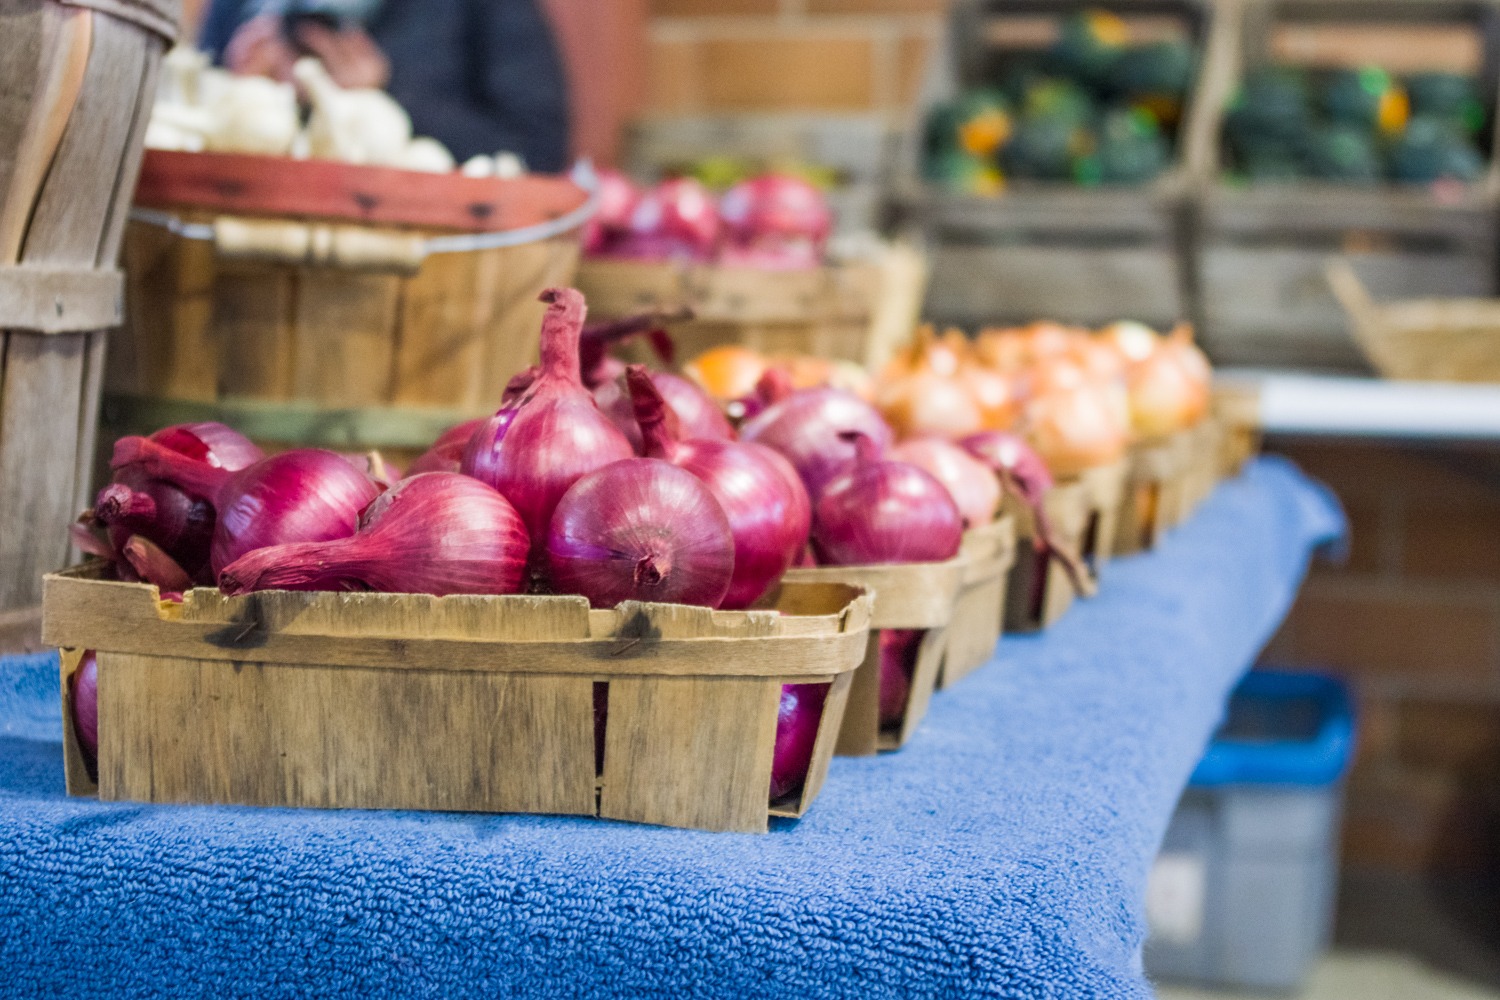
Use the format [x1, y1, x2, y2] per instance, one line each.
[0, 0, 178, 614]
[1328, 259, 1500, 383]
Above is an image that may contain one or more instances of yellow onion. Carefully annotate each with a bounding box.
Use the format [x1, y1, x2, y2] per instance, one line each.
[684, 345, 767, 402]
[1024, 383, 1129, 478]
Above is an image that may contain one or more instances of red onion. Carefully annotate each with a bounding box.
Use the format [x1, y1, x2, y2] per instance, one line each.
[812, 433, 962, 566]
[629, 366, 809, 609]
[879, 628, 922, 726]
[111, 440, 382, 577]
[613, 177, 720, 261]
[546, 458, 734, 608]
[461, 288, 634, 559]
[94, 422, 260, 582]
[218, 473, 528, 597]
[582, 167, 640, 256]
[771, 683, 827, 800]
[71, 650, 98, 762]
[92, 470, 215, 582]
[718, 174, 832, 270]
[598, 368, 734, 453]
[739, 387, 894, 498]
[406, 419, 486, 476]
[890, 438, 1002, 530]
[578, 312, 682, 389]
[146, 421, 262, 470]
[961, 430, 1092, 597]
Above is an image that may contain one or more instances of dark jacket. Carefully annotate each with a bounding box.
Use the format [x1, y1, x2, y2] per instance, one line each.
[200, 0, 571, 172]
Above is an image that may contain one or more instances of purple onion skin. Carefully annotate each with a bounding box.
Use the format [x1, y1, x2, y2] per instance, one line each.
[95, 467, 216, 582]
[210, 449, 381, 577]
[461, 290, 634, 559]
[406, 419, 486, 476]
[960, 430, 1055, 507]
[812, 455, 963, 567]
[150, 422, 262, 471]
[547, 458, 735, 609]
[739, 388, 894, 498]
[595, 371, 734, 453]
[675, 440, 809, 609]
[629, 366, 809, 609]
[771, 682, 827, 800]
[217, 473, 529, 598]
[72, 651, 98, 762]
[879, 629, 922, 726]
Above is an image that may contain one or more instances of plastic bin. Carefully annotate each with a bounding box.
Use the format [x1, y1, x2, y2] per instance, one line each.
[1144, 670, 1355, 992]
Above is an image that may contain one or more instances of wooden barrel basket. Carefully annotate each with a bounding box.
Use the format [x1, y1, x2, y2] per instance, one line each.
[0, 0, 178, 617]
[103, 150, 592, 456]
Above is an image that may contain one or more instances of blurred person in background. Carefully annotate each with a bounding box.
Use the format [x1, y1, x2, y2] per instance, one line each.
[199, 0, 571, 171]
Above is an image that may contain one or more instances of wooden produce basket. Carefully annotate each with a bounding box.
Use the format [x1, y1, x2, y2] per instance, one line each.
[1003, 478, 1094, 632]
[1328, 257, 1500, 382]
[573, 245, 926, 376]
[783, 556, 968, 755]
[104, 150, 589, 454]
[888, 0, 1223, 330]
[44, 566, 872, 834]
[1212, 381, 1263, 476]
[1114, 427, 1198, 554]
[0, 0, 177, 614]
[1179, 416, 1226, 513]
[1072, 459, 1129, 573]
[1189, 0, 1500, 371]
[939, 515, 1019, 689]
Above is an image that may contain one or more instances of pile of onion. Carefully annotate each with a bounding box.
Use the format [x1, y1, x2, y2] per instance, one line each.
[581, 168, 640, 256]
[82, 421, 261, 586]
[717, 173, 832, 270]
[1113, 323, 1212, 439]
[595, 367, 733, 453]
[111, 440, 383, 579]
[611, 177, 720, 262]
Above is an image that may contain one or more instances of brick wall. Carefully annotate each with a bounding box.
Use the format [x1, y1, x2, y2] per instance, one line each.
[1263, 440, 1500, 874]
[642, 0, 948, 117]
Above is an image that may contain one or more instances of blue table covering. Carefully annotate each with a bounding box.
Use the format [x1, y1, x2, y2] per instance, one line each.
[0, 457, 1342, 1000]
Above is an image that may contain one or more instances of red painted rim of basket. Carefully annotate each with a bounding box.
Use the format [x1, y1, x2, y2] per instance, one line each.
[133, 149, 589, 233]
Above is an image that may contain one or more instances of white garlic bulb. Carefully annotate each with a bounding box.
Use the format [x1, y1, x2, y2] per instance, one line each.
[295, 57, 413, 166]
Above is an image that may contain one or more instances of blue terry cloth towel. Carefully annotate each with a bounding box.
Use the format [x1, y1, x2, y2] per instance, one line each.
[0, 457, 1343, 1000]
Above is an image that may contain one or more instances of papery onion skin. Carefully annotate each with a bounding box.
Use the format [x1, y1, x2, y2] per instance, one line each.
[740, 388, 894, 499]
[879, 629, 923, 726]
[890, 438, 1001, 530]
[148, 422, 262, 471]
[629, 366, 809, 609]
[596, 369, 735, 453]
[546, 458, 735, 609]
[461, 288, 635, 558]
[210, 449, 381, 577]
[72, 651, 98, 762]
[960, 430, 1055, 507]
[218, 473, 529, 597]
[771, 682, 828, 800]
[812, 434, 963, 566]
[122, 535, 193, 594]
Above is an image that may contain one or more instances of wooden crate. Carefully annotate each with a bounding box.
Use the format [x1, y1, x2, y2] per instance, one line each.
[1328, 257, 1500, 382]
[0, 0, 176, 614]
[939, 516, 1019, 689]
[1188, 0, 1500, 371]
[888, 0, 1223, 330]
[1003, 478, 1094, 632]
[783, 556, 969, 755]
[44, 567, 872, 834]
[573, 247, 926, 376]
[104, 150, 586, 454]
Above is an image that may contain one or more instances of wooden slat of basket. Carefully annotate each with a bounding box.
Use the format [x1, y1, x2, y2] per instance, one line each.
[0, 9, 164, 612]
[134, 150, 590, 233]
